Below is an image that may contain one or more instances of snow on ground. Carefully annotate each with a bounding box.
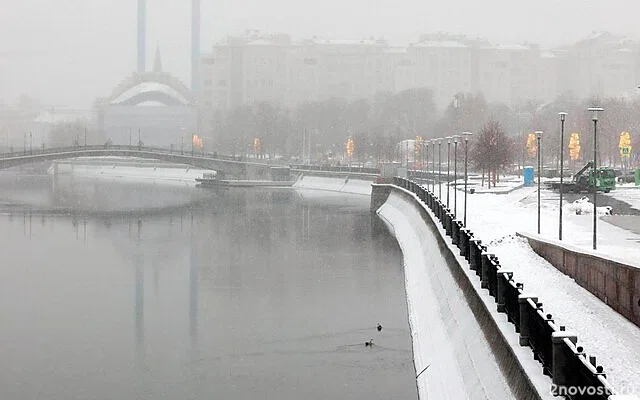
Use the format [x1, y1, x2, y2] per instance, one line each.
[456, 176, 640, 265]
[377, 191, 519, 400]
[293, 175, 373, 196]
[443, 176, 640, 392]
[295, 173, 640, 395]
[604, 185, 640, 210]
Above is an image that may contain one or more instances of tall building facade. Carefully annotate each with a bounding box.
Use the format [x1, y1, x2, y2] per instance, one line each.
[199, 30, 640, 113]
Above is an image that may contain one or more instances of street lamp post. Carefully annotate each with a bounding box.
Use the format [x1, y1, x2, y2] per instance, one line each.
[446, 136, 452, 208]
[558, 112, 567, 240]
[438, 139, 442, 199]
[453, 136, 459, 218]
[536, 131, 543, 234]
[424, 140, 429, 186]
[588, 107, 604, 250]
[405, 140, 409, 167]
[432, 140, 436, 193]
[29, 132, 32, 154]
[462, 132, 473, 226]
[421, 138, 425, 177]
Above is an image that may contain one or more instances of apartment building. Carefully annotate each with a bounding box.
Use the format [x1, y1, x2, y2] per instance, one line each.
[564, 32, 639, 99]
[406, 34, 474, 108]
[199, 31, 640, 114]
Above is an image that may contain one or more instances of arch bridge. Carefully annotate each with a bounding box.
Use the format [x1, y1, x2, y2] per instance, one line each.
[0, 145, 286, 180]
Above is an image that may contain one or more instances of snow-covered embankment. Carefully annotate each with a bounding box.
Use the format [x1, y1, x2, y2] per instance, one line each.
[292, 174, 374, 209]
[376, 188, 553, 400]
[292, 174, 373, 195]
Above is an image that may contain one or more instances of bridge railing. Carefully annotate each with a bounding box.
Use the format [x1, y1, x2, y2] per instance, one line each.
[290, 164, 380, 175]
[0, 144, 274, 164]
[389, 176, 620, 400]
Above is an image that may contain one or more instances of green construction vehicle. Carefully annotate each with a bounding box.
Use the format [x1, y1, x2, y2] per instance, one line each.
[551, 161, 616, 193]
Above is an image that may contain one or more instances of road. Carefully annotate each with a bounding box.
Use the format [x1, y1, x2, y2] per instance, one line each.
[553, 188, 640, 236]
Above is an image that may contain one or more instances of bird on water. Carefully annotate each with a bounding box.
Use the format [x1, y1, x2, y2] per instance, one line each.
[365, 339, 373, 347]
[377, 323, 382, 332]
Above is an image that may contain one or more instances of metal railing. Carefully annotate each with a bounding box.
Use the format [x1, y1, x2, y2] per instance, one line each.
[0, 144, 286, 167]
[390, 176, 619, 400]
[289, 164, 379, 175]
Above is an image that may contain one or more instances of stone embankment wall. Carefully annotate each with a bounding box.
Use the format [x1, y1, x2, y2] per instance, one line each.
[518, 233, 640, 328]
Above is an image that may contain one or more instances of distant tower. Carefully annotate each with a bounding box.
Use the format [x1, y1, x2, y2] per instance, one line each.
[191, 0, 200, 94]
[137, 0, 146, 73]
[153, 44, 162, 73]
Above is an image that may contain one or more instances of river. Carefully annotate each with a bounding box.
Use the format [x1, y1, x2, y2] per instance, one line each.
[0, 167, 417, 400]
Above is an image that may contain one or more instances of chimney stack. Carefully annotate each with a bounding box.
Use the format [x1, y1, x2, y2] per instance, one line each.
[191, 0, 200, 94]
[137, 0, 146, 73]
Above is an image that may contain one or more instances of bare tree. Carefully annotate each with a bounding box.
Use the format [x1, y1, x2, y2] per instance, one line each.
[471, 120, 514, 187]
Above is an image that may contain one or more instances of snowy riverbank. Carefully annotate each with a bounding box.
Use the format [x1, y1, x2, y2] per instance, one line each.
[377, 189, 551, 400]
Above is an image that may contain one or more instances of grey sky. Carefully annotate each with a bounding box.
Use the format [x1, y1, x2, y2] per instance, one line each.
[1, 0, 637, 108]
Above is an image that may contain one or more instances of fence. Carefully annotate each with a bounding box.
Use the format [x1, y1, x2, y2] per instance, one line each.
[290, 164, 379, 175]
[390, 176, 620, 400]
[0, 144, 278, 165]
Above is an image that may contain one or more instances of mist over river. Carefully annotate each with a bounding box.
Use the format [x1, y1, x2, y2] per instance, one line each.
[0, 167, 417, 400]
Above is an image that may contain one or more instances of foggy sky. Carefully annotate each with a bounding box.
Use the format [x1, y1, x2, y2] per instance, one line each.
[1, 0, 638, 108]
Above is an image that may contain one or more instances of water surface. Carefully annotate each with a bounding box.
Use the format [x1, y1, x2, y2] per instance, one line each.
[0, 171, 417, 399]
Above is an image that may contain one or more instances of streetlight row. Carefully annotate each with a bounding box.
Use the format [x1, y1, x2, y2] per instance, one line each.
[421, 132, 473, 228]
[420, 106, 602, 252]
[537, 108, 603, 251]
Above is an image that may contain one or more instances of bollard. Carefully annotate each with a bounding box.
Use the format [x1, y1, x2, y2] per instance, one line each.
[518, 295, 538, 346]
[488, 255, 500, 297]
[481, 252, 493, 289]
[496, 271, 512, 312]
[444, 212, 451, 236]
[464, 231, 473, 261]
[550, 331, 577, 386]
[452, 220, 460, 245]
[476, 245, 486, 278]
[459, 228, 470, 257]
[469, 239, 481, 270]
[458, 228, 466, 254]
[441, 208, 448, 228]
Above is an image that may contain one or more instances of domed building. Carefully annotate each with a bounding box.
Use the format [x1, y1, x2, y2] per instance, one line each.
[95, 47, 197, 149]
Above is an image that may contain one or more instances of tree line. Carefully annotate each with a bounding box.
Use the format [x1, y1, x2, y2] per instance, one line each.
[212, 89, 640, 180]
[8, 89, 638, 181]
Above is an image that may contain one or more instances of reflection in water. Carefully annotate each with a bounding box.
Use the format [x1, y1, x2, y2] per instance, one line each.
[189, 218, 198, 349]
[0, 174, 416, 400]
[135, 253, 145, 363]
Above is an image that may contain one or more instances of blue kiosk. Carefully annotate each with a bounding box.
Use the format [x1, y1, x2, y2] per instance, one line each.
[523, 166, 534, 187]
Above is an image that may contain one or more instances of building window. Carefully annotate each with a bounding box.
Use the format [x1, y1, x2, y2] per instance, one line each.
[304, 58, 317, 65]
[218, 80, 227, 87]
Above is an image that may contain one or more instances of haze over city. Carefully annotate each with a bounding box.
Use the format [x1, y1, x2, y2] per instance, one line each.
[2, 0, 640, 107]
